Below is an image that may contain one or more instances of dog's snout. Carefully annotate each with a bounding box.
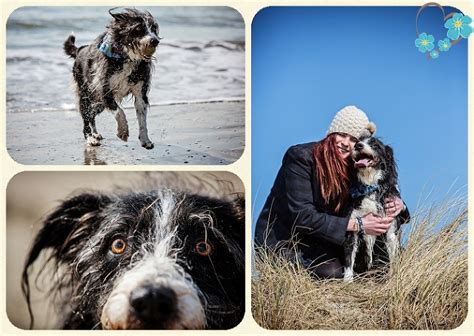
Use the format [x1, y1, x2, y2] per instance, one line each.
[130, 285, 177, 326]
[150, 37, 160, 47]
[354, 142, 364, 151]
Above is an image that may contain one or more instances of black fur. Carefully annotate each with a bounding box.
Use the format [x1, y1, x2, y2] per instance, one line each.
[22, 190, 245, 329]
[64, 8, 160, 149]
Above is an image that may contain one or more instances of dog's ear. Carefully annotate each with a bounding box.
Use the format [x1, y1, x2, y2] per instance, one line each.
[21, 193, 111, 328]
[384, 145, 399, 189]
[108, 8, 130, 22]
[384, 144, 394, 163]
[24, 193, 111, 266]
[220, 195, 245, 248]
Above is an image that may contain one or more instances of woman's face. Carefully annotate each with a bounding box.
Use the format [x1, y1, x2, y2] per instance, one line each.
[334, 133, 358, 160]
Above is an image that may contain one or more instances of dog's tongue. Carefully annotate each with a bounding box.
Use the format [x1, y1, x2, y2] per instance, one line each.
[355, 159, 371, 168]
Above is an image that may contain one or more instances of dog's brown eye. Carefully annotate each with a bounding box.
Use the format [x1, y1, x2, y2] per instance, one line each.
[195, 241, 213, 256]
[111, 238, 127, 254]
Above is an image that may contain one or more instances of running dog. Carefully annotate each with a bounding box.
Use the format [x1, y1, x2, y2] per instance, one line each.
[343, 137, 401, 282]
[22, 189, 245, 329]
[64, 8, 160, 149]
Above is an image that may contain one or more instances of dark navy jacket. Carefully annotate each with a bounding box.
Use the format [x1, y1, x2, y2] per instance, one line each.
[254, 141, 409, 266]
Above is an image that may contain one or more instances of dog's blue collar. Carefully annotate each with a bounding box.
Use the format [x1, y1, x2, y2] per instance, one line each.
[98, 33, 125, 60]
[350, 183, 379, 198]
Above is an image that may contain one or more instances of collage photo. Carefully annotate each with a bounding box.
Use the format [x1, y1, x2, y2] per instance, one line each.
[1, 1, 472, 334]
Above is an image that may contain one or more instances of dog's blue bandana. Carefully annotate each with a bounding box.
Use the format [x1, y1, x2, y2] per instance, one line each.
[350, 183, 379, 198]
[98, 33, 125, 60]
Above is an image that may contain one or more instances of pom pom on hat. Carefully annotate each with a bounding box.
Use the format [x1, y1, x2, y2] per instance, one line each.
[327, 105, 376, 139]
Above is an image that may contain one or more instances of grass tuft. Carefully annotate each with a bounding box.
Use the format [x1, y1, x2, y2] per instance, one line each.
[252, 200, 467, 330]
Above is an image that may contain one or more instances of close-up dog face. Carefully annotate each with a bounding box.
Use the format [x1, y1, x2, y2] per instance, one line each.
[21, 189, 244, 330]
[108, 8, 161, 61]
[352, 137, 397, 185]
[352, 137, 392, 169]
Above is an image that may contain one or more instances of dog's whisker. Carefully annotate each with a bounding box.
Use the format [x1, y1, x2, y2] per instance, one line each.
[91, 320, 102, 330]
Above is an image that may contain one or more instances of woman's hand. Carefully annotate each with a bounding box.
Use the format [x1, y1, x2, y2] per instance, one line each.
[360, 213, 393, 235]
[384, 196, 405, 218]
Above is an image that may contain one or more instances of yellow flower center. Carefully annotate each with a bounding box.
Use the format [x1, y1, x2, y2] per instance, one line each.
[422, 39, 428, 46]
[454, 20, 462, 28]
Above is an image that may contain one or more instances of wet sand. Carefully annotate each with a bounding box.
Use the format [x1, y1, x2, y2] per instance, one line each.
[6, 100, 244, 165]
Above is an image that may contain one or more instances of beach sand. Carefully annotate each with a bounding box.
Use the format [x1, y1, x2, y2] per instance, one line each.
[6, 100, 244, 165]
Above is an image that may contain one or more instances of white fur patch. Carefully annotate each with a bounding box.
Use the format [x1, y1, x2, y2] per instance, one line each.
[100, 191, 206, 329]
[86, 135, 101, 146]
[109, 62, 139, 101]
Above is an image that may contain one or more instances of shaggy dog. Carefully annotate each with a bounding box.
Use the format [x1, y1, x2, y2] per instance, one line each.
[22, 189, 244, 329]
[64, 8, 160, 149]
[343, 137, 401, 282]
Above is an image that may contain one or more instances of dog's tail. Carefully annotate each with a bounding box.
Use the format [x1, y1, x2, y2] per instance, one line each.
[64, 33, 78, 58]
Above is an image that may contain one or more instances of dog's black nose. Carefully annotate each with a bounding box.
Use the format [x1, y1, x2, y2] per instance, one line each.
[150, 37, 160, 47]
[130, 285, 177, 327]
[355, 142, 364, 150]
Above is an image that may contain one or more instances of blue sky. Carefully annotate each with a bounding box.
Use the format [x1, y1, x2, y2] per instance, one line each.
[252, 7, 468, 233]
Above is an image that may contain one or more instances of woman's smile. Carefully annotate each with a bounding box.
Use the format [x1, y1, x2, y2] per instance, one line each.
[335, 133, 357, 159]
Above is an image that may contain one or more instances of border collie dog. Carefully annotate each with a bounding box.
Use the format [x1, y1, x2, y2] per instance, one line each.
[64, 8, 160, 149]
[22, 190, 244, 329]
[343, 137, 401, 282]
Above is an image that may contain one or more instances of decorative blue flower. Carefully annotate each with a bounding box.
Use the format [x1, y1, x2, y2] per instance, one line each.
[430, 50, 440, 59]
[438, 38, 451, 51]
[415, 32, 435, 53]
[444, 13, 472, 40]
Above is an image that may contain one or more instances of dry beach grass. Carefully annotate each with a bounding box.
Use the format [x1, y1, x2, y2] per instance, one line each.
[252, 200, 468, 330]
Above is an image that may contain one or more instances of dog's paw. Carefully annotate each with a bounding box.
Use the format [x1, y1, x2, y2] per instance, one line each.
[117, 128, 129, 142]
[87, 136, 101, 146]
[92, 133, 104, 140]
[141, 141, 154, 150]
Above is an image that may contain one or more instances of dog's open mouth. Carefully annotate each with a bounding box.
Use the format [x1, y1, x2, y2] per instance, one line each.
[353, 152, 374, 168]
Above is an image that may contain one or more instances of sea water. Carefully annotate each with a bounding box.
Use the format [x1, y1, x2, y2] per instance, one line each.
[6, 6, 245, 113]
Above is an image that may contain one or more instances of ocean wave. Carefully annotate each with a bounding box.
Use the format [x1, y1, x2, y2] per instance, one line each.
[163, 40, 244, 52]
[7, 18, 99, 31]
[10, 97, 245, 113]
[7, 56, 37, 63]
[151, 97, 244, 106]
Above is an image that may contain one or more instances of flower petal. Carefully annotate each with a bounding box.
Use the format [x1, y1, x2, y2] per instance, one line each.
[419, 32, 427, 39]
[460, 15, 472, 24]
[415, 39, 422, 47]
[427, 34, 435, 42]
[453, 13, 463, 21]
[418, 45, 427, 53]
[427, 42, 434, 51]
[447, 28, 460, 40]
[444, 18, 455, 28]
[460, 24, 472, 38]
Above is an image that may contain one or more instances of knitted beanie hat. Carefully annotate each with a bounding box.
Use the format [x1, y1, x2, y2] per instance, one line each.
[327, 105, 376, 139]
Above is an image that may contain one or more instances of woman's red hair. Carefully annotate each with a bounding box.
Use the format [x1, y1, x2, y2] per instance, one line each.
[313, 133, 352, 214]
